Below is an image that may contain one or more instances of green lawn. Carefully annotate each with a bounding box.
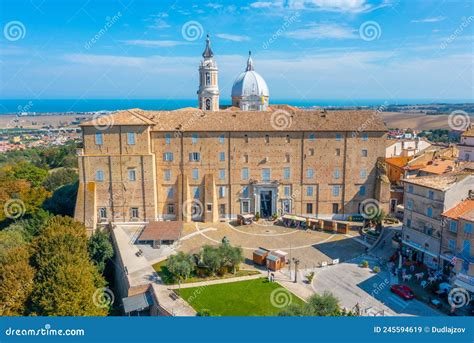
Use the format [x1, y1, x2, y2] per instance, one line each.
[175, 278, 305, 316]
[152, 260, 260, 285]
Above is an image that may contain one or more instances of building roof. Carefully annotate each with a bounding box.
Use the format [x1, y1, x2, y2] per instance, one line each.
[442, 199, 474, 221]
[81, 108, 387, 132]
[386, 156, 410, 168]
[402, 172, 473, 191]
[461, 125, 474, 137]
[419, 159, 455, 175]
[138, 221, 183, 242]
[122, 291, 154, 313]
[80, 109, 155, 127]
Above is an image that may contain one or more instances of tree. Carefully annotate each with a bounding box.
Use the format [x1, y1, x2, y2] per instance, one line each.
[303, 292, 342, 316]
[0, 245, 35, 316]
[201, 245, 222, 275]
[42, 182, 78, 216]
[88, 230, 114, 273]
[278, 292, 344, 317]
[218, 243, 243, 274]
[6, 162, 48, 188]
[30, 216, 108, 316]
[0, 229, 27, 263]
[43, 168, 78, 192]
[167, 252, 195, 287]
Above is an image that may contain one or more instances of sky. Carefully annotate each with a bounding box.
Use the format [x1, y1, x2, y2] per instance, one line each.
[0, 0, 473, 102]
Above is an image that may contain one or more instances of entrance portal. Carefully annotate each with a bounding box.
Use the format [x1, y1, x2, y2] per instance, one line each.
[260, 190, 272, 218]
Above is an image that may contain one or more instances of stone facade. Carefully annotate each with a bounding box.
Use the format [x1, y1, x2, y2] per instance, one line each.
[74, 108, 389, 233]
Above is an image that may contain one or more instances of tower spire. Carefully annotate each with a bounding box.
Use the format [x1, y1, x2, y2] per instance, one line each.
[246, 50, 254, 71]
[202, 34, 214, 58]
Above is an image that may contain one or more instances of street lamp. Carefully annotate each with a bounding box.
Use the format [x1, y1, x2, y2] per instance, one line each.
[292, 257, 300, 283]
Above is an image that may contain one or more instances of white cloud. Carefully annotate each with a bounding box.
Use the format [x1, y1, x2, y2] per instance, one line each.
[216, 33, 251, 42]
[411, 16, 447, 23]
[250, 0, 391, 13]
[250, 1, 276, 8]
[120, 40, 186, 47]
[284, 23, 357, 40]
[148, 18, 170, 29]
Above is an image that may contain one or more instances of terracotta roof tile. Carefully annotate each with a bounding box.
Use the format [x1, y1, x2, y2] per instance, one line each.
[402, 172, 473, 191]
[81, 107, 387, 132]
[138, 221, 183, 241]
[442, 199, 474, 221]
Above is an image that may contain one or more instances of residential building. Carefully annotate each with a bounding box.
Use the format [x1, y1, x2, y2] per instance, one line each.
[458, 125, 474, 162]
[441, 198, 474, 293]
[401, 173, 474, 270]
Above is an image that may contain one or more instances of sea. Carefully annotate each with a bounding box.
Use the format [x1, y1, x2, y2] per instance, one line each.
[0, 98, 471, 115]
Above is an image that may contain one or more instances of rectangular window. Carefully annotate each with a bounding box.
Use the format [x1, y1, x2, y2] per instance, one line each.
[406, 199, 413, 210]
[219, 186, 226, 198]
[264, 135, 269, 143]
[332, 186, 340, 197]
[95, 170, 104, 182]
[464, 223, 473, 234]
[192, 168, 199, 180]
[244, 134, 248, 143]
[428, 190, 434, 200]
[167, 187, 174, 198]
[244, 154, 249, 163]
[448, 239, 456, 250]
[127, 132, 136, 145]
[360, 169, 367, 179]
[408, 185, 414, 193]
[219, 134, 225, 144]
[167, 204, 175, 214]
[130, 207, 139, 219]
[334, 169, 340, 179]
[99, 207, 107, 219]
[192, 133, 198, 144]
[286, 135, 290, 143]
[463, 240, 470, 255]
[335, 133, 342, 141]
[449, 221, 458, 232]
[426, 207, 433, 218]
[308, 133, 315, 141]
[307, 168, 314, 179]
[242, 186, 249, 198]
[284, 185, 291, 197]
[306, 203, 313, 214]
[335, 148, 340, 156]
[219, 152, 225, 162]
[359, 185, 366, 196]
[163, 152, 174, 161]
[285, 154, 291, 162]
[219, 169, 225, 180]
[242, 167, 249, 180]
[406, 218, 412, 228]
[284, 167, 291, 180]
[332, 203, 339, 214]
[309, 148, 314, 156]
[194, 186, 200, 199]
[307, 186, 314, 197]
[164, 169, 171, 181]
[95, 132, 103, 145]
[189, 152, 201, 162]
[262, 168, 271, 182]
[361, 149, 368, 157]
[128, 169, 136, 181]
[242, 200, 250, 213]
[362, 134, 368, 141]
[165, 133, 171, 145]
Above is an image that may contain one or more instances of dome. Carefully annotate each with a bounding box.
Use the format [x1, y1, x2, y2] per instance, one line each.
[231, 70, 269, 97]
[231, 52, 269, 98]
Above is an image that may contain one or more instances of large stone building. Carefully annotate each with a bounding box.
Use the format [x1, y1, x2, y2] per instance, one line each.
[74, 36, 389, 232]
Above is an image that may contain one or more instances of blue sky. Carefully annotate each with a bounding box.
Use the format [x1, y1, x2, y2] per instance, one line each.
[0, 0, 473, 102]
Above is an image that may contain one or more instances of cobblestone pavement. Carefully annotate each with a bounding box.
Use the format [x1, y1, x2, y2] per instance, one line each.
[178, 222, 366, 268]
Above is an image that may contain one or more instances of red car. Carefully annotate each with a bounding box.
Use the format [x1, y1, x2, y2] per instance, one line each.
[390, 284, 415, 300]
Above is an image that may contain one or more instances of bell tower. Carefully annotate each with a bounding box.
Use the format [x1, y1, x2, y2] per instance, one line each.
[197, 34, 219, 111]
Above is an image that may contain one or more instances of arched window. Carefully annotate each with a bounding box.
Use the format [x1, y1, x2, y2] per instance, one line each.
[205, 98, 211, 110]
[205, 72, 210, 86]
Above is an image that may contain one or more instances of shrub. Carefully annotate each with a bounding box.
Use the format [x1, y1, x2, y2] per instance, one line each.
[373, 266, 380, 273]
[305, 272, 315, 283]
[360, 260, 369, 268]
[197, 309, 211, 316]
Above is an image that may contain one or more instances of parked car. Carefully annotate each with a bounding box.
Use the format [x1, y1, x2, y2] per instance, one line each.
[390, 284, 415, 300]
